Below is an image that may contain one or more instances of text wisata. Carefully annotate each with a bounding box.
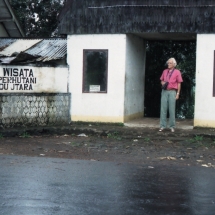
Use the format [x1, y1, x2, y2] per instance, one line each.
[0, 68, 37, 90]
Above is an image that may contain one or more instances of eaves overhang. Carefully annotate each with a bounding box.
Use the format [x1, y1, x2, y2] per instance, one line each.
[0, 0, 25, 37]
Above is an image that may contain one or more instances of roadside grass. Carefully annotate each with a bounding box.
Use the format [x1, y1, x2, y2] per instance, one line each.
[190, 135, 203, 143]
[117, 123, 124, 127]
[70, 142, 81, 147]
[107, 131, 122, 140]
[20, 131, 31, 138]
[187, 135, 215, 148]
[144, 137, 151, 142]
[0, 133, 4, 138]
[70, 121, 124, 127]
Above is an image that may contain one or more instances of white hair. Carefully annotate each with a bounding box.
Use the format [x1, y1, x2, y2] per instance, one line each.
[167, 58, 177, 66]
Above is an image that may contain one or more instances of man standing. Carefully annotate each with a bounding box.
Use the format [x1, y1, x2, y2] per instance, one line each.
[159, 58, 183, 132]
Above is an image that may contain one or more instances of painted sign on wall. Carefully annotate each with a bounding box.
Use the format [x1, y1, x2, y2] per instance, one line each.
[0, 66, 69, 93]
[1, 68, 36, 90]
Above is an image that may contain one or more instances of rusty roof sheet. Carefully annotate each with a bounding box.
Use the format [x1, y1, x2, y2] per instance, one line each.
[0, 38, 67, 64]
[26, 39, 67, 62]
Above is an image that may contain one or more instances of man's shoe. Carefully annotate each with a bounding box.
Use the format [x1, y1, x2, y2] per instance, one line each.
[170, 128, 175, 132]
[159, 127, 165, 132]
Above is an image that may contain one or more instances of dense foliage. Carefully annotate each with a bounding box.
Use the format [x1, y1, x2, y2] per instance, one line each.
[145, 41, 196, 119]
[9, 0, 65, 37]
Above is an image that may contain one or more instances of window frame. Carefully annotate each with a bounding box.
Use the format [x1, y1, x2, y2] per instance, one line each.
[82, 49, 108, 93]
[213, 50, 215, 97]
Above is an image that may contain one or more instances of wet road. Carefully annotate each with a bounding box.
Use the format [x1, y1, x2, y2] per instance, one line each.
[0, 155, 215, 215]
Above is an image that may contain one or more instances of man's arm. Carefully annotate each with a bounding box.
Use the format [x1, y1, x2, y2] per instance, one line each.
[176, 83, 181, 100]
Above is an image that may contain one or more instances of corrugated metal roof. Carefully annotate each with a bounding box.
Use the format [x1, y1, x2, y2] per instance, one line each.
[0, 56, 16, 64]
[0, 39, 42, 56]
[26, 39, 67, 62]
[0, 38, 67, 64]
[0, 38, 17, 51]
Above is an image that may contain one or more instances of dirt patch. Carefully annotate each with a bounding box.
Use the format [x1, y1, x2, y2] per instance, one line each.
[1, 125, 215, 168]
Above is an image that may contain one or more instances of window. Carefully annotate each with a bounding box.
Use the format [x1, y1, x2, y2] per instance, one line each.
[83, 49, 108, 93]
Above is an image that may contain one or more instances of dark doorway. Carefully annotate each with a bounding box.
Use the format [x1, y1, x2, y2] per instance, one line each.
[144, 40, 196, 119]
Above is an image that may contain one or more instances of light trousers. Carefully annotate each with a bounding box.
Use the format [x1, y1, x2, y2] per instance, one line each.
[160, 90, 176, 128]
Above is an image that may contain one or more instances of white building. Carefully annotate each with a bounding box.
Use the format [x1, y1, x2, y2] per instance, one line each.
[58, 0, 215, 128]
[68, 34, 145, 122]
[2, 0, 215, 128]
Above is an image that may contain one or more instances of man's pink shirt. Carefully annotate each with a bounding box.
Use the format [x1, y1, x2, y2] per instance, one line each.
[160, 69, 183, 90]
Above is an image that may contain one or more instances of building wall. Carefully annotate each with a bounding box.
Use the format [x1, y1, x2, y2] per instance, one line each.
[0, 65, 70, 127]
[67, 34, 127, 122]
[0, 93, 71, 128]
[0, 66, 69, 93]
[194, 34, 215, 127]
[124, 34, 146, 122]
[0, 24, 9, 37]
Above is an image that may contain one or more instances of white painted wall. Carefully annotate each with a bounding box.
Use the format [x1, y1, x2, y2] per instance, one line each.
[67, 34, 146, 123]
[67, 34, 127, 122]
[0, 66, 69, 93]
[0, 24, 8, 37]
[195, 34, 215, 127]
[124, 34, 145, 121]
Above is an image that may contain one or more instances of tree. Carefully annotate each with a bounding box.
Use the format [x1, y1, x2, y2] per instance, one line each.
[144, 40, 196, 119]
[9, 0, 65, 37]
